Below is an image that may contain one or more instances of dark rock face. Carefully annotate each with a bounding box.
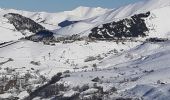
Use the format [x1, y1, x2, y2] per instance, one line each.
[4, 13, 45, 35]
[26, 30, 55, 42]
[3, 13, 56, 43]
[146, 38, 168, 42]
[58, 20, 79, 27]
[25, 73, 63, 100]
[89, 12, 150, 39]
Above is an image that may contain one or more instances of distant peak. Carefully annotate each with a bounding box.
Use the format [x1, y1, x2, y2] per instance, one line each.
[72, 6, 110, 12]
[72, 6, 92, 12]
[76, 6, 90, 9]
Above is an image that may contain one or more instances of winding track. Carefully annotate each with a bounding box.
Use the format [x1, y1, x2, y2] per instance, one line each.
[0, 41, 19, 48]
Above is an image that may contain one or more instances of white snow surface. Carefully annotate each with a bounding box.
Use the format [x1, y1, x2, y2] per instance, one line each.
[58, 41, 170, 100]
[53, 0, 170, 37]
[1, 0, 170, 42]
[0, 6, 110, 43]
[0, 40, 139, 78]
[0, 6, 110, 29]
[1, 0, 170, 99]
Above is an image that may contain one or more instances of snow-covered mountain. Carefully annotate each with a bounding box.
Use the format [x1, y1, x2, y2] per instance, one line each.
[53, 0, 170, 40]
[0, 6, 110, 28]
[1, 0, 170, 100]
[90, 0, 170, 21]
[87, 0, 170, 40]
[0, 6, 110, 43]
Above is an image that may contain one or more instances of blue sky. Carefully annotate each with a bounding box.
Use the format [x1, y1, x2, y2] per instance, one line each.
[0, 0, 141, 12]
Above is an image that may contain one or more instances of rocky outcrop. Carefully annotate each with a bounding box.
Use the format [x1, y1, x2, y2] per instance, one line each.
[26, 30, 55, 42]
[4, 13, 45, 35]
[3, 13, 57, 42]
[89, 12, 150, 39]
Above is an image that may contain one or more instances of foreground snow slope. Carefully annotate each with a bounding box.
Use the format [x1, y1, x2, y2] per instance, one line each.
[57, 40, 170, 100]
[0, 40, 140, 78]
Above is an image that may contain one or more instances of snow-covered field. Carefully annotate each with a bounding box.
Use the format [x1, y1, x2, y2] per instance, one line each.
[0, 40, 140, 78]
[57, 41, 170, 100]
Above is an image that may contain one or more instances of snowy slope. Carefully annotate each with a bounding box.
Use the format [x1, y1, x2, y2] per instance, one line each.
[0, 7, 110, 43]
[2, 0, 170, 42]
[87, 5, 170, 40]
[0, 40, 140, 99]
[91, 0, 170, 22]
[0, 40, 140, 78]
[0, 18, 23, 43]
[1, 0, 170, 99]
[55, 41, 170, 100]
[1, 0, 170, 43]
[53, 0, 170, 38]
[145, 6, 170, 38]
[0, 6, 110, 29]
[26, 0, 170, 99]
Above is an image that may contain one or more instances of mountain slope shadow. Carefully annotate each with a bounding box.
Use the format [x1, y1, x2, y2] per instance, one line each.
[58, 20, 79, 27]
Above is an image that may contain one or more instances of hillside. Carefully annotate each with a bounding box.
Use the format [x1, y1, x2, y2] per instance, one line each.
[0, 0, 170, 100]
[0, 7, 110, 43]
[53, 0, 170, 40]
